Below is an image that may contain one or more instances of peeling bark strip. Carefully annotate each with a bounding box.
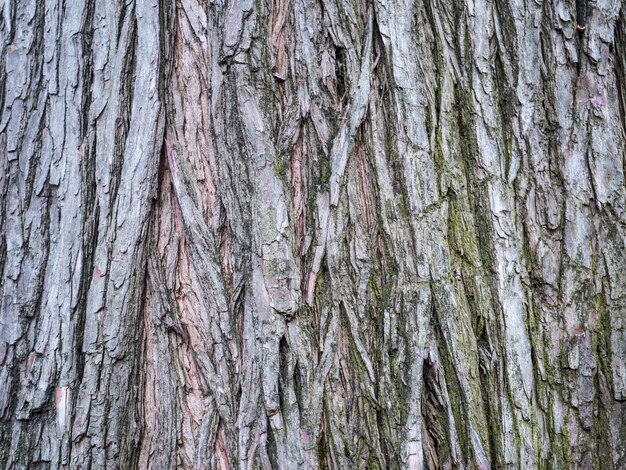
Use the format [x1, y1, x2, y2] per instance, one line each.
[1, 0, 626, 468]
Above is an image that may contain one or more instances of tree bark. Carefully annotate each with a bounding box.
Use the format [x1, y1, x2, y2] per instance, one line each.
[1, 0, 626, 468]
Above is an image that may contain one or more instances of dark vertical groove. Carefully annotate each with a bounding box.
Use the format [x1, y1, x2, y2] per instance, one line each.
[109, 15, 137, 216]
[614, 7, 626, 147]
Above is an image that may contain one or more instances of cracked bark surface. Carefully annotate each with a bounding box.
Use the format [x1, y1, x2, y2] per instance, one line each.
[1, 0, 626, 468]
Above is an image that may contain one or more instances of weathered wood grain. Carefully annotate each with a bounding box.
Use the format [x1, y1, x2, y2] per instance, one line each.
[1, 0, 625, 468]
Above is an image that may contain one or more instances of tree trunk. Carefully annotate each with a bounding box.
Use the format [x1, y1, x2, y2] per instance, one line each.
[1, 0, 625, 468]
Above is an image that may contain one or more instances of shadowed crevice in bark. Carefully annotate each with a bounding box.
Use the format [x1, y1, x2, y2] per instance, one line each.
[615, 6, 626, 144]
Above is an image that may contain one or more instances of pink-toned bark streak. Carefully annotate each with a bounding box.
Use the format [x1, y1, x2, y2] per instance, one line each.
[355, 142, 374, 230]
[291, 133, 311, 304]
[215, 420, 231, 470]
[26, 351, 36, 376]
[55, 386, 70, 432]
[140, 156, 211, 467]
[270, 0, 290, 79]
[307, 271, 317, 306]
[165, 134, 176, 179]
[291, 133, 306, 252]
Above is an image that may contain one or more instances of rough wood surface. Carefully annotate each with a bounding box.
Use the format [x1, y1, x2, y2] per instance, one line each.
[1, 0, 625, 468]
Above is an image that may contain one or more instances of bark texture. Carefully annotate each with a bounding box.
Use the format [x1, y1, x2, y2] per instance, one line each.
[1, 0, 626, 468]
